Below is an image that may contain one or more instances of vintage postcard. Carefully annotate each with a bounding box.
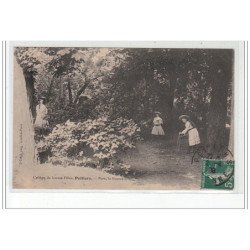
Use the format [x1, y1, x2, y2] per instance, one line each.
[11, 42, 238, 190]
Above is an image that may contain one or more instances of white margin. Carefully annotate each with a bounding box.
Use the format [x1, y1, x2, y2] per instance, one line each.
[5, 41, 245, 208]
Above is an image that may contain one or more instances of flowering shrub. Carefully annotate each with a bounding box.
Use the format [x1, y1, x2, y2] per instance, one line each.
[37, 117, 140, 171]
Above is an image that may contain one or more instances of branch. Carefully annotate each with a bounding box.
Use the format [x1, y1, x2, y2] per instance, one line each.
[73, 74, 105, 104]
[73, 80, 91, 104]
[46, 74, 56, 100]
[67, 79, 73, 104]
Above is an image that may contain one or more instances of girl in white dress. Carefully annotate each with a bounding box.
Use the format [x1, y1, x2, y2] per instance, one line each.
[34, 97, 48, 128]
[179, 115, 200, 152]
[151, 112, 165, 136]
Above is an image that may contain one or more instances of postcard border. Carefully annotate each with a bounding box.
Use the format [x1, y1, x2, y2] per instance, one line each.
[2, 41, 248, 209]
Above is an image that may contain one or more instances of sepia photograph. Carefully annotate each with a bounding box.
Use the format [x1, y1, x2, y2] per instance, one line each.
[12, 44, 234, 190]
[1, 2, 249, 249]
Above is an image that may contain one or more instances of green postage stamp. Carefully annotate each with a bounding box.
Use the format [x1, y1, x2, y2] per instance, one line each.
[201, 159, 234, 190]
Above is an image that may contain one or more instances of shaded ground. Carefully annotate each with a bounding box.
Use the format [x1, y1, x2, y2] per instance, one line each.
[119, 137, 201, 189]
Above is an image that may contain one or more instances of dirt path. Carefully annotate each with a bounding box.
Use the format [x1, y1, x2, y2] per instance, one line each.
[120, 138, 201, 189]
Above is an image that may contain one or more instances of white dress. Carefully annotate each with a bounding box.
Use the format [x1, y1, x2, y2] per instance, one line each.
[182, 121, 200, 146]
[151, 117, 165, 135]
[34, 104, 48, 128]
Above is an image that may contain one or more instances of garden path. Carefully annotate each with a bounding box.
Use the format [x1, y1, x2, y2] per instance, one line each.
[120, 137, 201, 189]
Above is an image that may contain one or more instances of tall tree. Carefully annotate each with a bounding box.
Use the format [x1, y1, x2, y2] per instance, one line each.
[206, 50, 233, 153]
[14, 48, 44, 118]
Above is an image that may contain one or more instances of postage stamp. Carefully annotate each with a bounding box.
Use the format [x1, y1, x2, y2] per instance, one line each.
[201, 159, 234, 190]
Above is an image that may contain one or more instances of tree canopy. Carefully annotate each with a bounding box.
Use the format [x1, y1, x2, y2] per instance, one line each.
[15, 47, 233, 151]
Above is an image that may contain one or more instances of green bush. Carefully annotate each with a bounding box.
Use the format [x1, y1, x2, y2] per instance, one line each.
[37, 117, 141, 171]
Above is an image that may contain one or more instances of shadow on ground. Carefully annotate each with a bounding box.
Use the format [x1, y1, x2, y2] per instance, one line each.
[118, 137, 201, 189]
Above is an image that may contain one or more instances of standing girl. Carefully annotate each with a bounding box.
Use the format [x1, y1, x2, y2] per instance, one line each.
[179, 115, 200, 152]
[151, 112, 165, 137]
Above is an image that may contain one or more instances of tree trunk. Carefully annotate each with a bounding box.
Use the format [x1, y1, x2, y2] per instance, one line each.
[46, 74, 56, 101]
[13, 59, 36, 183]
[165, 62, 177, 135]
[207, 50, 233, 153]
[67, 79, 73, 104]
[59, 76, 64, 106]
[23, 70, 36, 119]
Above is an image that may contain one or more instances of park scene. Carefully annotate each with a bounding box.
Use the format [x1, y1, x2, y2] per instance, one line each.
[13, 47, 234, 189]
